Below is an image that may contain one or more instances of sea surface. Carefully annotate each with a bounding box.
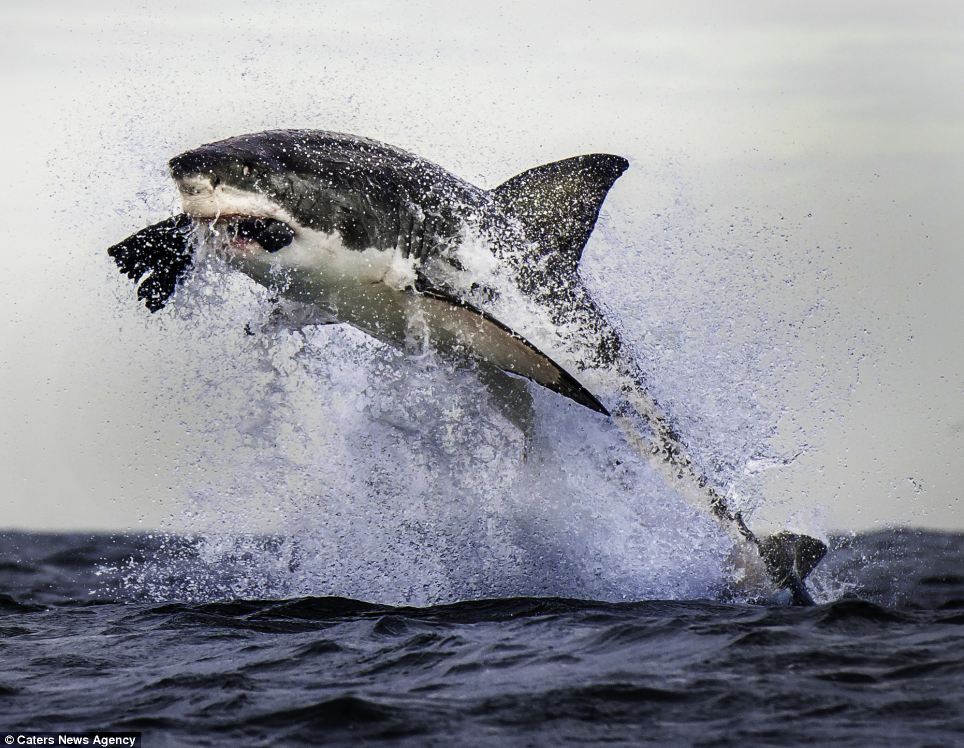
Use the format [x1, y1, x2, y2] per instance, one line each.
[0, 530, 962, 746]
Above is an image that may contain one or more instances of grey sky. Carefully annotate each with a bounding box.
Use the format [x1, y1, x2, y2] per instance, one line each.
[0, 1, 961, 531]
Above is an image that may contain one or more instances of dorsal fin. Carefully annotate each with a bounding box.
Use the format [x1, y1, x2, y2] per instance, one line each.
[491, 154, 628, 280]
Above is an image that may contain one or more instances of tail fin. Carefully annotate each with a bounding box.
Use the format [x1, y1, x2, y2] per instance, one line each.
[758, 532, 828, 606]
[615, 387, 828, 606]
[491, 154, 628, 285]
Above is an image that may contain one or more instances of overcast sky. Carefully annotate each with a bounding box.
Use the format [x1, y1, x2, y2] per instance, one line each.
[0, 1, 961, 532]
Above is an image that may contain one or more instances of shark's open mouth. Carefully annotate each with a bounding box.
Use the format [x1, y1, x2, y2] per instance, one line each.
[212, 216, 295, 253]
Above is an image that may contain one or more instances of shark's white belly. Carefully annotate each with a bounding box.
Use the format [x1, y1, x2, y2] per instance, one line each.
[223, 227, 411, 340]
[223, 229, 577, 392]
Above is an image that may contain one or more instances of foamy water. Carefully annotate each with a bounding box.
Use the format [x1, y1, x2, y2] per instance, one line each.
[110, 185, 844, 606]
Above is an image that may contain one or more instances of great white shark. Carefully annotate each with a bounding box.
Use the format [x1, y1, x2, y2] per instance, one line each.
[108, 129, 826, 604]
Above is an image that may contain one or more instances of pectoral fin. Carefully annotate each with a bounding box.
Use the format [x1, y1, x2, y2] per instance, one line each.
[414, 285, 609, 416]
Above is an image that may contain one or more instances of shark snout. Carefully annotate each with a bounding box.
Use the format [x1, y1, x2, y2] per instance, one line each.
[176, 175, 223, 220]
[177, 175, 217, 198]
[173, 175, 296, 255]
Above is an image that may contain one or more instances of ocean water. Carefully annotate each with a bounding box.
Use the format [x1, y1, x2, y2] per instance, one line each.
[3, 4, 961, 745]
[6, 159, 958, 746]
[12, 123, 955, 744]
[0, 530, 961, 746]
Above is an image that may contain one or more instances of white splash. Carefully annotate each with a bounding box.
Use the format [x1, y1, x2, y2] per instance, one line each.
[117, 183, 844, 606]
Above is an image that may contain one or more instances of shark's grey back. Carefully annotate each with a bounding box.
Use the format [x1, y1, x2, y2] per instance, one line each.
[169, 129, 478, 195]
[170, 130, 488, 256]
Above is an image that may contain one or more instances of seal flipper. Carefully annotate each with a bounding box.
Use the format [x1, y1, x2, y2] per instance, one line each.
[107, 214, 194, 312]
[413, 282, 609, 416]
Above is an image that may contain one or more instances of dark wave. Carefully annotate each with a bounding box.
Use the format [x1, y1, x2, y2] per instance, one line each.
[0, 529, 962, 745]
